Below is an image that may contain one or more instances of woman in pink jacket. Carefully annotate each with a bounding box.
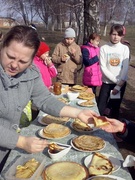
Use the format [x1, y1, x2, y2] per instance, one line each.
[81, 33, 102, 95]
[34, 42, 57, 89]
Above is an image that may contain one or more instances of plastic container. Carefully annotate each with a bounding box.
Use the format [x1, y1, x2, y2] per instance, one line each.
[4, 155, 45, 180]
[66, 91, 79, 101]
[48, 142, 71, 161]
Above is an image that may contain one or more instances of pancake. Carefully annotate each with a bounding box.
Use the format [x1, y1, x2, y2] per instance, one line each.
[70, 85, 88, 92]
[72, 118, 93, 132]
[88, 152, 113, 176]
[78, 92, 95, 100]
[72, 135, 105, 151]
[15, 158, 40, 178]
[79, 100, 95, 107]
[42, 161, 89, 180]
[93, 116, 110, 128]
[41, 114, 69, 125]
[43, 123, 70, 138]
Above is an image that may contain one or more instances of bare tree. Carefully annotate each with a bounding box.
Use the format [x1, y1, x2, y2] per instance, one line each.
[100, 0, 123, 36]
[83, 0, 100, 43]
[3, 0, 37, 25]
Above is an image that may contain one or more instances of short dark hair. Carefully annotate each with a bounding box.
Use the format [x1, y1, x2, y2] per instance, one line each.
[109, 24, 124, 36]
[1, 25, 40, 58]
[89, 33, 101, 41]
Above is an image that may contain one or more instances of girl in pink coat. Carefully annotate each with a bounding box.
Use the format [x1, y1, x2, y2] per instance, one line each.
[34, 42, 57, 89]
[81, 33, 102, 95]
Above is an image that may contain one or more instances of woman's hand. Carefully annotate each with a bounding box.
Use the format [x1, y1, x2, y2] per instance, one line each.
[100, 117, 125, 133]
[17, 136, 48, 153]
[77, 109, 99, 124]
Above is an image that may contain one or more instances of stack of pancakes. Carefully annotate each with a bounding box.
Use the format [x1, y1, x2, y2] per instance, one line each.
[72, 118, 93, 132]
[78, 91, 95, 100]
[70, 85, 88, 92]
[15, 158, 40, 178]
[41, 115, 69, 125]
[42, 161, 89, 180]
[72, 135, 105, 151]
[43, 123, 70, 138]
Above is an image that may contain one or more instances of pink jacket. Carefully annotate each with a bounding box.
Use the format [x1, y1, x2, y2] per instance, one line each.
[81, 43, 102, 86]
[34, 56, 57, 88]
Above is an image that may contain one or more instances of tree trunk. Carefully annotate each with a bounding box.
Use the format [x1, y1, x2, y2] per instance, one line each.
[75, 0, 84, 45]
[103, 24, 108, 36]
[83, 0, 100, 43]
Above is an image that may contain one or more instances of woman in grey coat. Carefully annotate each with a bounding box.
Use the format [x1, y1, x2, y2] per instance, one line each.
[0, 25, 98, 172]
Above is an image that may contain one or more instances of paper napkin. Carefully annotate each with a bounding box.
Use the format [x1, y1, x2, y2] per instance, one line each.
[110, 90, 121, 99]
[123, 155, 135, 167]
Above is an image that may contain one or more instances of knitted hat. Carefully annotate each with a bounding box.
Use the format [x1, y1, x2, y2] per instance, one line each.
[64, 28, 76, 38]
[36, 42, 50, 57]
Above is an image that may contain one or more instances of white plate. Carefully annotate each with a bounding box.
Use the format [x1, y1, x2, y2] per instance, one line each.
[84, 153, 121, 172]
[77, 100, 95, 107]
[37, 114, 48, 125]
[38, 129, 71, 140]
[87, 175, 125, 180]
[70, 138, 106, 152]
[70, 122, 98, 134]
[37, 113, 70, 125]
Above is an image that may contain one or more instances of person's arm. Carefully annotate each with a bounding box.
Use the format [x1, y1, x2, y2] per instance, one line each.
[82, 48, 99, 67]
[68, 45, 82, 65]
[0, 124, 48, 153]
[52, 44, 62, 64]
[16, 136, 48, 153]
[59, 106, 99, 123]
[0, 125, 19, 149]
[100, 117, 135, 145]
[114, 46, 129, 92]
[47, 63, 57, 78]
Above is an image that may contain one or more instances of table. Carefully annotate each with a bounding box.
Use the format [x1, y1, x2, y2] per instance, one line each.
[0, 94, 133, 180]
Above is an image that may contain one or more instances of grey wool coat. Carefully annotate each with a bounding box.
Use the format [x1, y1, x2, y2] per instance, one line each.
[0, 64, 65, 164]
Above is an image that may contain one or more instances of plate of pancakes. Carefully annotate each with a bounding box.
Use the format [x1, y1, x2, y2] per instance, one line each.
[84, 152, 121, 176]
[77, 99, 95, 107]
[38, 123, 71, 139]
[70, 118, 98, 134]
[38, 113, 70, 125]
[42, 161, 89, 180]
[71, 135, 106, 152]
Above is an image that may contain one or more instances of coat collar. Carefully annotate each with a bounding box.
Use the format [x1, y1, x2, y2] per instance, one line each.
[0, 64, 39, 90]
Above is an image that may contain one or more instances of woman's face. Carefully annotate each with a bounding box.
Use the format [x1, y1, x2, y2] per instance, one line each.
[110, 30, 122, 44]
[0, 40, 35, 76]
